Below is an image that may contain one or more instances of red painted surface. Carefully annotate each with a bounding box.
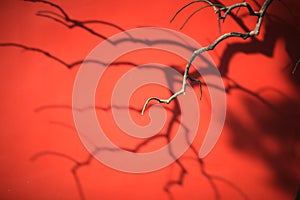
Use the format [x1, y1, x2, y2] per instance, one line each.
[0, 0, 300, 199]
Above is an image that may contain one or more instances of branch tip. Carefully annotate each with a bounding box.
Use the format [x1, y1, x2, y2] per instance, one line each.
[141, 97, 159, 115]
[292, 59, 300, 75]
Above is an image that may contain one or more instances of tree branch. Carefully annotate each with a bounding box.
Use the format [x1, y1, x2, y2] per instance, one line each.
[142, 0, 273, 115]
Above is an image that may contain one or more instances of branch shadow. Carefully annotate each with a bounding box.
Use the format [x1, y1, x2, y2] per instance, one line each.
[4, 0, 296, 199]
[34, 99, 249, 200]
[227, 95, 300, 194]
[209, 2, 300, 196]
[174, 1, 300, 197]
[218, 15, 300, 78]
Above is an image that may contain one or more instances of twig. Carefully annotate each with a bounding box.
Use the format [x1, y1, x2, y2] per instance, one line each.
[179, 5, 217, 30]
[292, 58, 300, 74]
[170, 0, 219, 23]
[170, 0, 223, 30]
[187, 75, 203, 100]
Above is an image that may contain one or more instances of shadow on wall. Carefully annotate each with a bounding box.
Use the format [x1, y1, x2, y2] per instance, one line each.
[218, 8, 300, 78]
[216, 2, 300, 196]
[227, 94, 300, 194]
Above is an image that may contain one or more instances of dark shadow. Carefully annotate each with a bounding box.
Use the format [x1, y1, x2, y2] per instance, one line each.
[218, 15, 300, 79]
[227, 94, 300, 194]
[170, 0, 300, 196]
[296, 185, 300, 200]
[212, 1, 300, 195]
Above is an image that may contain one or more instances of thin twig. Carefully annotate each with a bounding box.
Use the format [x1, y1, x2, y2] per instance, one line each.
[179, 5, 217, 30]
[292, 59, 300, 74]
[187, 75, 203, 100]
[170, 0, 219, 23]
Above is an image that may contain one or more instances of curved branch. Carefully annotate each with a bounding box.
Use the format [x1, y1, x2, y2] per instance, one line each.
[179, 5, 216, 30]
[170, 0, 219, 23]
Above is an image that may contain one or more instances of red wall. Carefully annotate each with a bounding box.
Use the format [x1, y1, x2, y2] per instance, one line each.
[0, 0, 299, 199]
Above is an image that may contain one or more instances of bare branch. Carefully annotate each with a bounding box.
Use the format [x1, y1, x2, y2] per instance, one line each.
[218, 2, 260, 21]
[142, 0, 273, 114]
